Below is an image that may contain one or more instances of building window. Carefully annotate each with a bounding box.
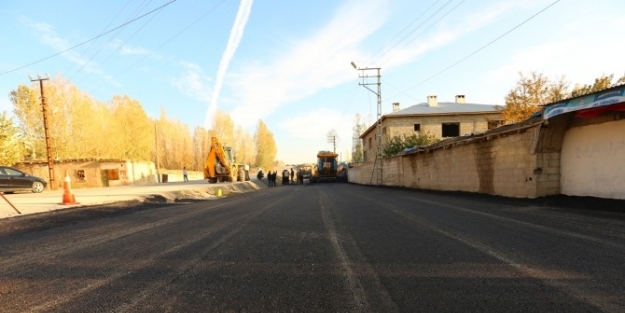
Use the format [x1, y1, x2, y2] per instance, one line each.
[414, 124, 421, 132]
[369, 137, 372, 148]
[442, 123, 460, 137]
[382, 127, 386, 134]
[106, 169, 119, 181]
[75, 170, 86, 182]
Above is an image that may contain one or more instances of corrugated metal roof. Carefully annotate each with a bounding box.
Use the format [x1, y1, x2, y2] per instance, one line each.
[387, 102, 500, 116]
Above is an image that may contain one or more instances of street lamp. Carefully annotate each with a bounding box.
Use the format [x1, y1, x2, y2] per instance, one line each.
[351, 62, 383, 185]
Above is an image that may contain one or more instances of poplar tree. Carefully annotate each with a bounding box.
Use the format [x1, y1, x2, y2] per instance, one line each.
[254, 120, 277, 171]
[0, 112, 21, 165]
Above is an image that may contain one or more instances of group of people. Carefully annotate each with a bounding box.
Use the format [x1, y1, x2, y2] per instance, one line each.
[263, 170, 284, 187]
[258, 168, 308, 187]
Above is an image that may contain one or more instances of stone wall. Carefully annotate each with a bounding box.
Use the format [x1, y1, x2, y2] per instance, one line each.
[350, 111, 625, 200]
[350, 122, 551, 198]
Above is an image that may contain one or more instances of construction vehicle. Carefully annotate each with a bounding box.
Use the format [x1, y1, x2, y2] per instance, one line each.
[204, 137, 240, 183]
[310, 151, 339, 183]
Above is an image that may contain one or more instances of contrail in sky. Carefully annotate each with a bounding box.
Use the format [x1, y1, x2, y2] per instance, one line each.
[205, 0, 253, 129]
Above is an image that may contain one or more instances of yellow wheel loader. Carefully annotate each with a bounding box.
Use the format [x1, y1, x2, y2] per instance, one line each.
[204, 137, 240, 184]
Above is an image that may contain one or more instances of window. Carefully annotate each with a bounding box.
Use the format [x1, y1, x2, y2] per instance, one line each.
[368, 137, 372, 147]
[442, 123, 460, 137]
[382, 127, 386, 134]
[75, 170, 86, 182]
[414, 124, 421, 132]
[106, 169, 119, 180]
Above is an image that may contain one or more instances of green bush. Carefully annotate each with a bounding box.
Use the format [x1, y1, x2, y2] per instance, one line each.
[383, 133, 438, 157]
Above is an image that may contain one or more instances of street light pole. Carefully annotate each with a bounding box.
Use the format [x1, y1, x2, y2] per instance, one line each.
[351, 62, 382, 186]
[30, 75, 56, 190]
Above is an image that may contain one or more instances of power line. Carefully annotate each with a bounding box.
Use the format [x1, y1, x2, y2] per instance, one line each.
[0, 0, 177, 76]
[370, 0, 463, 65]
[367, 0, 443, 64]
[106, 0, 229, 82]
[65, 1, 149, 81]
[385, 0, 561, 102]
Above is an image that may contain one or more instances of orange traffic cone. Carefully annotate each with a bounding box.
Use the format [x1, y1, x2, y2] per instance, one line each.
[60, 170, 78, 205]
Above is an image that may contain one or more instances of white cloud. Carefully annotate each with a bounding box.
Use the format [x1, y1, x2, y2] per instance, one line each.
[227, 0, 388, 129]
[172, 62, 212, 103]
[277, 107, 355, 163]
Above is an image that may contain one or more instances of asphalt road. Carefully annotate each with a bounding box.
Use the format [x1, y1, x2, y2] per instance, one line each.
[1, 183, 624, 312]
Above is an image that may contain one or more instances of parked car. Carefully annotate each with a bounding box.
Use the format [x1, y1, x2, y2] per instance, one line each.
[0, 166, 47, 193]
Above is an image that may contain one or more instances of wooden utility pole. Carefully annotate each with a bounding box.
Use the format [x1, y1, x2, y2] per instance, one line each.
[30, 75, 56, 190]
[155, 122, 161, 183]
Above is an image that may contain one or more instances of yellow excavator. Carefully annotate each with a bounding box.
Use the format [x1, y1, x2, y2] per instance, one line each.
[204, 137, 239, 183]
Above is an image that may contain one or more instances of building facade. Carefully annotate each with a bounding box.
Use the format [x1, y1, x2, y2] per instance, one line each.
[360, 95, 503, 161]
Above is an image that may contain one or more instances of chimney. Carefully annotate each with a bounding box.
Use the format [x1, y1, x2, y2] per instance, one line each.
[427, 95, 438, 106]
[455, 95, 466, 104]
[392, 102, 400, 112]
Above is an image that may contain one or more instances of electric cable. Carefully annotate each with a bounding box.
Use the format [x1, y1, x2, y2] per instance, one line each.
[0, 0, 177, 76]
[65, 0, 149, 81]
[384, 0, 561, 102]
[366, 0, 442, 64]
[375, 0, 467, 66]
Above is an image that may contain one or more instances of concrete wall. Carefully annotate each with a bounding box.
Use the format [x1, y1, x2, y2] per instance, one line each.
[352, 126, 545, 198]
[350, 112, 625, 200]
[560, 119, 625, 199]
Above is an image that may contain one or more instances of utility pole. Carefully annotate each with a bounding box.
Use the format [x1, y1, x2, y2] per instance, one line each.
[30, 75, 56, 190]
[327, 130, 337, 153]
[155, 122, 161, 183]
[351, 62, 382, 186]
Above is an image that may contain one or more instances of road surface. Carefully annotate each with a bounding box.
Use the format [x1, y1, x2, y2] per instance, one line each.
[1, 183, 624, 312]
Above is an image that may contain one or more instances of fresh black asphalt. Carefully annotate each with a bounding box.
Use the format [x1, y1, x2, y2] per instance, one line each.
[1, 183, 624, 312]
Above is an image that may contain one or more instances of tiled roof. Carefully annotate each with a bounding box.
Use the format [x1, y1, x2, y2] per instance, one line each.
[386, 102, 500, 116]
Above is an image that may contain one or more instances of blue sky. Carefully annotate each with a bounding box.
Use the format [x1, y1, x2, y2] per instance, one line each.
[1, 0, 624, 164]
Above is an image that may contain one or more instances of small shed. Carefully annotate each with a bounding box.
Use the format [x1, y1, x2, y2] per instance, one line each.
[15, 159, 157, 189]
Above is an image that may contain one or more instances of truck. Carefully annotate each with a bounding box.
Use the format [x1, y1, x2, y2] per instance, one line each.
[204, 137, 240, 183]
[310, 151, 339, 183]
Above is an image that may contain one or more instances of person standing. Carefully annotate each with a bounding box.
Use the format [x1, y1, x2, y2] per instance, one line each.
[183, 167, 189, 182]
[282, 169, 289, 185]
[244, 164, 250, 181]
[290, 168, 295, 184]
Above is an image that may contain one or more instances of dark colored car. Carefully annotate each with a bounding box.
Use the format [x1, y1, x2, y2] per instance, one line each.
[0, 166, 47, 193]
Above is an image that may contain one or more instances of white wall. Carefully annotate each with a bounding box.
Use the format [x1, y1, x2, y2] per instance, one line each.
[560, 119, 625, 199]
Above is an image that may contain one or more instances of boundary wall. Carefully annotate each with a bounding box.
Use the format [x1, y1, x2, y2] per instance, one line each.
[349, 113, 624, 199]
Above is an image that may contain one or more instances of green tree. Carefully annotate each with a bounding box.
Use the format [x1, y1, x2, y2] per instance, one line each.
[0, 112, 22, 165]
[383, 133, 438, 157]
[498, 72, 569, 123]
[254, 120, 277, 171]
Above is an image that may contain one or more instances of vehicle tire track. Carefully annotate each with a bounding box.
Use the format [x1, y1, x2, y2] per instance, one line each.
[348, 188, 623, 313]
[318, 188, 398, 313]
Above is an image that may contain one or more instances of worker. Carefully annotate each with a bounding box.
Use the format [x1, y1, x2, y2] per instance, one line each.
[244, 164, 250, 181]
